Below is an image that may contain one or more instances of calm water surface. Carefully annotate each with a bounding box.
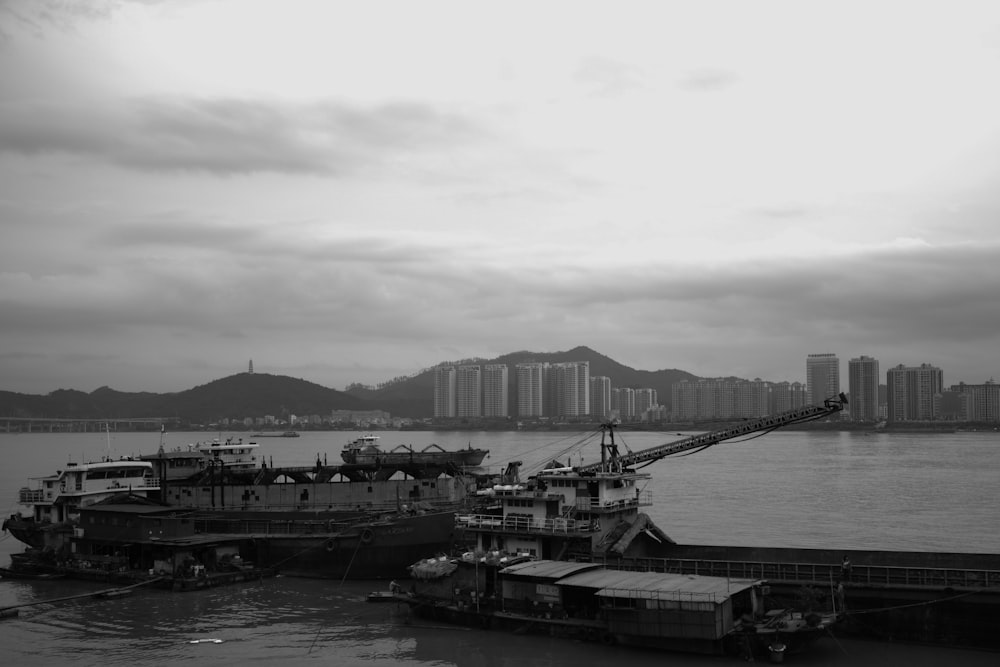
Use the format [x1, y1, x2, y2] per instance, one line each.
[2, 429, 998, 665]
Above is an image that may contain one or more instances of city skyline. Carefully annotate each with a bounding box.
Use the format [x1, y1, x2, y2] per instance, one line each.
[2, 2, 1000, 396]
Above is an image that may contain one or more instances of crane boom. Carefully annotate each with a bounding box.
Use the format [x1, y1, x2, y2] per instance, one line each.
[577, 393, 848, 474]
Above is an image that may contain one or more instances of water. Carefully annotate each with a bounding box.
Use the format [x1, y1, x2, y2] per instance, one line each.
[2, 428, 999, 665]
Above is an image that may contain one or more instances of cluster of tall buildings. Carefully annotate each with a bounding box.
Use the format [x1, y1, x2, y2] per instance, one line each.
[432, 361, 662, 421]
[807, 353, 998, 422]
[806, 354, 996, 422]
[634, 352, 996, 423]
[431, 354, 999, 423]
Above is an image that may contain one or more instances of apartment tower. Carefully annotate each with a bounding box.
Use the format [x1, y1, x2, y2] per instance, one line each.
[516, 363, 545, 417]
[482, 364, 509, 417]
[433, 366, 457, 418]
[806, 353, 840, 405]
[848, 355, 880, 421]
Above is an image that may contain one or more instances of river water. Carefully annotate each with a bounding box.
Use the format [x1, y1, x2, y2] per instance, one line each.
[2, 428, 998, 665]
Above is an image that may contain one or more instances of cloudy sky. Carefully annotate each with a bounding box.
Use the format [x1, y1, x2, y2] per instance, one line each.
[2, 0, 999, 396]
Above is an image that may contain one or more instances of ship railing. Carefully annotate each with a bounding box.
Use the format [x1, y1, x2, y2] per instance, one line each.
[573, 491, 652, 512]
[18, 488, 45, 503]
[191, 515, 388, 536]
[457, 513, 595, 534]
[590, 555, 1000, 590]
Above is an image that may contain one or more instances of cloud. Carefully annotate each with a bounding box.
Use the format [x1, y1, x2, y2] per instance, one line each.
[574, 56, 644, 97]
[678, 68, 739, 92]
[0, 96, 487, 176]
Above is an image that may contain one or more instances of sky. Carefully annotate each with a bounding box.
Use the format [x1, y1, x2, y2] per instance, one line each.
[2, 0, 1000, 396]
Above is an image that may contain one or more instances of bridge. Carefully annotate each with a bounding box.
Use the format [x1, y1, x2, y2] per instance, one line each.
[2, 417, 171, 433]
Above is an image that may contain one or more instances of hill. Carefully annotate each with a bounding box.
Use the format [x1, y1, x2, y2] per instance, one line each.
[1, 347, 700, 422]
[350, 345, 699, 417]
[0, 373, 366, 424]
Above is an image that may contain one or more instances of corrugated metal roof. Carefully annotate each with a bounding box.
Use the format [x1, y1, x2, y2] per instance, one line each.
[81, 504, 179, 515]
[557, 569, 758, 601]
[499, 560, 603, 579]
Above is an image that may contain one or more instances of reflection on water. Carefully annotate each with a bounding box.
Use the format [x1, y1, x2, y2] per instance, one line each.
[3, 573, 1000, 666]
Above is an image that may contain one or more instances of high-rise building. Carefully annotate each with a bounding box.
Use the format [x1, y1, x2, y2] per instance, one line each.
[733, 379, 769, 418]
[848, 355, 880, 421]
[590, 376, 612, 420]
[516, 363, 545, 417]
[482, 364, 509, 417]
[634, 388, 657, 420]
[806, 353, 840, 405]
[671, 380, 699, 420]
[950, 381, 1000, 422]
[549, 361, 590, 417]
[886, 363, 943, 421]
[770, 381, 806, 414]
[612, 387, 635, 420]
[456, 365, 482, 418]
[433, 366, 457, 418]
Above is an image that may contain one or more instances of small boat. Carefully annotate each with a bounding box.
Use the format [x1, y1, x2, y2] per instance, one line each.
[341, 434, 488, 468]
[366, 590, 399, 603]
[92, 588, 133, 599]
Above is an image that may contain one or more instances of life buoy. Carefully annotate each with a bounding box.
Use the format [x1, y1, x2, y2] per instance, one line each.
[360, 528, 375, 545]
[325, 539, 336, 552]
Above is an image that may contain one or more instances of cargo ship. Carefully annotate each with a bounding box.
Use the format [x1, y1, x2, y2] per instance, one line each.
[3, 437, 480, 581]
[341, 433, 488, 468]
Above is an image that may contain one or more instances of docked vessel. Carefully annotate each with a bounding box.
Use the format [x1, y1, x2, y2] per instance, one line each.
[2, 458, 160, 550]
[341, 434, 488, 468]
[193, 436, 260, 471]
[404, 556, 836, 658]
[3, 433, 472, 582]
[397, 398, 853, 658]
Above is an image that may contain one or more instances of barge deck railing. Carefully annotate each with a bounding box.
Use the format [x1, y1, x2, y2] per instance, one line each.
[591, 555, 1000, 589]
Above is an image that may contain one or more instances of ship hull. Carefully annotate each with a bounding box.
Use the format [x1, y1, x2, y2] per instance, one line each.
[251, 511, 457, 579]
[342, 450, 488, 468]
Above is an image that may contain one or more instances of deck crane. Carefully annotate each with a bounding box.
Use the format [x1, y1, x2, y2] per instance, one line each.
[580, 393, 848, 474]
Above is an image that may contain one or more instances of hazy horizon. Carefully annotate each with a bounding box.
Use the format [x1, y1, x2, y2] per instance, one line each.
[3, 1, 999, 395]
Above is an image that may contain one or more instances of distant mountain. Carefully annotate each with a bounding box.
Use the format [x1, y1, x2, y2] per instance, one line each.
[348, 345, 700, 417]
[0, 373, 366, 424]
[1, 347, 701, 421]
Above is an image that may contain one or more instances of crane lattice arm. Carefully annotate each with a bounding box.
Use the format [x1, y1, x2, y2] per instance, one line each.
[577, 393, 848, 474]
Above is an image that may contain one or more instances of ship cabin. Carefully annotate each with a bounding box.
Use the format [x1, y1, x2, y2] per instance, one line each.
[498, 560, 763, 654]
[17, 460, 160, 524]
[459, 464, 652, 560]
[141, 447, 208, 482]
[195, 437, 259, 471]
[72, 502, 249, 579]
